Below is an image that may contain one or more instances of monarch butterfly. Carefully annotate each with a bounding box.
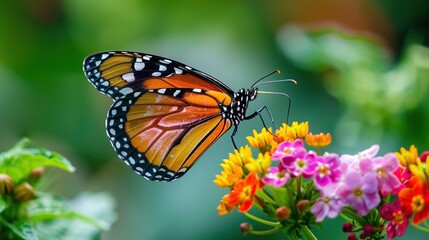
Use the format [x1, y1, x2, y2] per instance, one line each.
[83, 51, 292, 181]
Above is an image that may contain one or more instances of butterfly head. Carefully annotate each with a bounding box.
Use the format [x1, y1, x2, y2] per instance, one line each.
[247, 87, 258, 101]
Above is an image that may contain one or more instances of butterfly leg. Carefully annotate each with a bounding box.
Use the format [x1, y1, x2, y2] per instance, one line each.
[244, 105, 277, 132]
[230, 125, 239, 150]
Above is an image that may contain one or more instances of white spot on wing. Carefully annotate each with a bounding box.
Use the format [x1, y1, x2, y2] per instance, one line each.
[174, 67, 183, 74]
[159, 65, 167, 71]
[119, 87, 133, 95]
[160, 59, 172, 64]
[173, 90, 181, 97]
[109, 128, 116, 135]
[134, 62, 145, 71]
[122, 73, 135, 82]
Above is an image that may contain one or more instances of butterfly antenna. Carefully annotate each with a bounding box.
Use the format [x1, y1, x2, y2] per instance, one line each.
[253, 78, 297, 89]
[251, 70, 281, 89]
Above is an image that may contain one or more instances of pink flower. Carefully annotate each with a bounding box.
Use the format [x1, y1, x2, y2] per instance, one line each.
[337, 171, 380, 216]
[310, 184, 344, 222]
[272, 139, 307, 164]
[281, 152, 317, 178]
[360, 153, 401, 194]
[380, 199, 408, 239]
[262, 167, 290, 187]
[340, 145, 379, 172]
[313, 152, 341, 188]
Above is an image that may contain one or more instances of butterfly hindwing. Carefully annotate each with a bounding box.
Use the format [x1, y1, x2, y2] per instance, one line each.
[106, 88, 232, 181]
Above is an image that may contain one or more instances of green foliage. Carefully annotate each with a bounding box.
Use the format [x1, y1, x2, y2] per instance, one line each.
[0, 139, 116, 240]
[0, 139, 75, 183]
[278, 27, 429, 147]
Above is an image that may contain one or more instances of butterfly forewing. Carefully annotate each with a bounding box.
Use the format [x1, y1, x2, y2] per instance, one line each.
[83, 51, 235, 181]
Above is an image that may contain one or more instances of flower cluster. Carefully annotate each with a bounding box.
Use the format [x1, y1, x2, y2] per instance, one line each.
[214, 121, 429, 239]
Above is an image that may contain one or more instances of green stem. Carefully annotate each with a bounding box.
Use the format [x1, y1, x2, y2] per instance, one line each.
[244, 212, 279, 227]
[297, 175, 302, 199]
[300, 225, 318, 240]
[288, 228, 301, 240]
[339, 212, 354, 223]
[248, 225, 284, 235]
[412, 223, 429, 233]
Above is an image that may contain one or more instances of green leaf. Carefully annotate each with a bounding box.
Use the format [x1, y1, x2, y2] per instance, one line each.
[15, 192, 116, 239]
[267, 185, 288, 207]
[0, 218, 38, 240]
[21, 192, 115, 230]
[0, 196, 8, 214]
[0, 139, 75, 183]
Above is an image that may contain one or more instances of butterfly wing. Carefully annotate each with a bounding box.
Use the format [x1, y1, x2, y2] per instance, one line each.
[83, 51, 234, 181]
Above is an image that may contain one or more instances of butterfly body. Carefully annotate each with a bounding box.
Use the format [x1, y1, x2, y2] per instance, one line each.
[83, 51, 259, 181]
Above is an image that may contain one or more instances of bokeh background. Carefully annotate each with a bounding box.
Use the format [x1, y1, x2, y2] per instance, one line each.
[1, 0, 429, 239]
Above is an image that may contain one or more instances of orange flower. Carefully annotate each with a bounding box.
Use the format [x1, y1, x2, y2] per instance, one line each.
[399, 180, 429, 224]
[275, 122, 308, 143]
[305, 132, 332, 148]
[228, 172, 259, 212]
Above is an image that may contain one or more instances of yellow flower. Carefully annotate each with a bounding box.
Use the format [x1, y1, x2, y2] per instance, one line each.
[246, 128, 278, 153]
[213, 145, 253, 188]
[217, 194, 235, 215]
[395, 145, 418, 167]
[275, 121, 309, 142]
[409, 158, 429, 184]
[245, 152, 271, 175]
[305, 132, 332, 148]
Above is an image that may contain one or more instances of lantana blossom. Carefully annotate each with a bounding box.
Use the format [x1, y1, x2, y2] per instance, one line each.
[313, 152, 341, 188]
[399, 180, 429, 224]
[272, 139, 307, 162]
[228, 172, 259, 212]
[359, 153, 401, 194]
[310, 184, 344, 222]
[262, 167, 290, 187]
[337, 171, 380, 216]
[380, 199, 409, 239]
[214, 123, 429, 238]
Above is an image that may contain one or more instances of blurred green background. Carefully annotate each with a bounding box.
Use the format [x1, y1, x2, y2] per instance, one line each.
[1, 0, 429, 239]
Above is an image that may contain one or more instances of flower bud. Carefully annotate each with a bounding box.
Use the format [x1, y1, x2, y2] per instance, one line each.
[420, 151, 429, 162]
[276, 206, 291, 220]
[297, 199, 309, 214]
[342, 222, 353, 232]
[362, 224, 374, 236]
[359, 231, 367, 239]
[0, 174, 14, 195]
[347, 233, 358, 240]
[240, 222, 252, 234]
[29, 167, 45, 181]
[14, 182, 35, 202]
